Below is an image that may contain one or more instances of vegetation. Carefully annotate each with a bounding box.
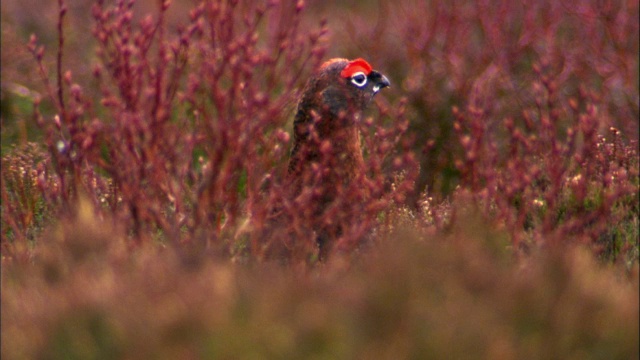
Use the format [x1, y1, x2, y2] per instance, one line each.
[2, 0, 638, 358]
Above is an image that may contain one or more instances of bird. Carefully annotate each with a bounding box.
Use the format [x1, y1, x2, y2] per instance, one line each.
[285, 58, 391, 260]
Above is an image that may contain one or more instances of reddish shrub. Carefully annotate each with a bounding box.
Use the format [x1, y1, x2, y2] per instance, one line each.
[3, 0, 416, 263]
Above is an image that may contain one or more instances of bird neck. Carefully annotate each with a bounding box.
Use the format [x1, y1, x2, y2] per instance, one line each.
[329, 125, 365, 173]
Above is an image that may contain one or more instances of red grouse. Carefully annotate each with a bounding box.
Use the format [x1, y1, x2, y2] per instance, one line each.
[286, 58, 390, 259]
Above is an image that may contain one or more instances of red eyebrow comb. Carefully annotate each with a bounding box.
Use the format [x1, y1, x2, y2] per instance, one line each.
[340, 58, 373, 78]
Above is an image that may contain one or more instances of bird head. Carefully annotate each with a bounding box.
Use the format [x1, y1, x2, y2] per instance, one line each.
[337, 58, 391, 98]
[296, 58, 391, 124]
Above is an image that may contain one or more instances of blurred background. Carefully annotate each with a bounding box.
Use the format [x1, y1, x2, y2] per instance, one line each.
[1, 1, 638, 359]
[4, 0, 637, 198]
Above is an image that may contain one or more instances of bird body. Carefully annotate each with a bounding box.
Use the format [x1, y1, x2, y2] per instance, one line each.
[288, 58, 390, 191]
[271, 58, 390, 260]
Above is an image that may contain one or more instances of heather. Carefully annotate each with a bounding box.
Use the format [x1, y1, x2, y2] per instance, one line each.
[1, 0, 638, 358]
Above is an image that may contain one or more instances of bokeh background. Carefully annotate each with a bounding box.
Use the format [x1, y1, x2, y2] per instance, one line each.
[2, 0, 638, 358]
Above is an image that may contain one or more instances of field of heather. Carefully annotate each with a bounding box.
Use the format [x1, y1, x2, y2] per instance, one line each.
[2, 0, 638, 358]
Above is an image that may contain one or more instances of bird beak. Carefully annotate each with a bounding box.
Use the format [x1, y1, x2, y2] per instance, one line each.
[378, 74, 391, 89]
[372, 72, 390, 94]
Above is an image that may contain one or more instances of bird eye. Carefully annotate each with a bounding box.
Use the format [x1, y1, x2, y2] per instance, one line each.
[350, 72, 367, 87]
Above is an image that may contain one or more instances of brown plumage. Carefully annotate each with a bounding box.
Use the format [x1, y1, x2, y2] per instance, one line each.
[286, 58, 390, 259]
